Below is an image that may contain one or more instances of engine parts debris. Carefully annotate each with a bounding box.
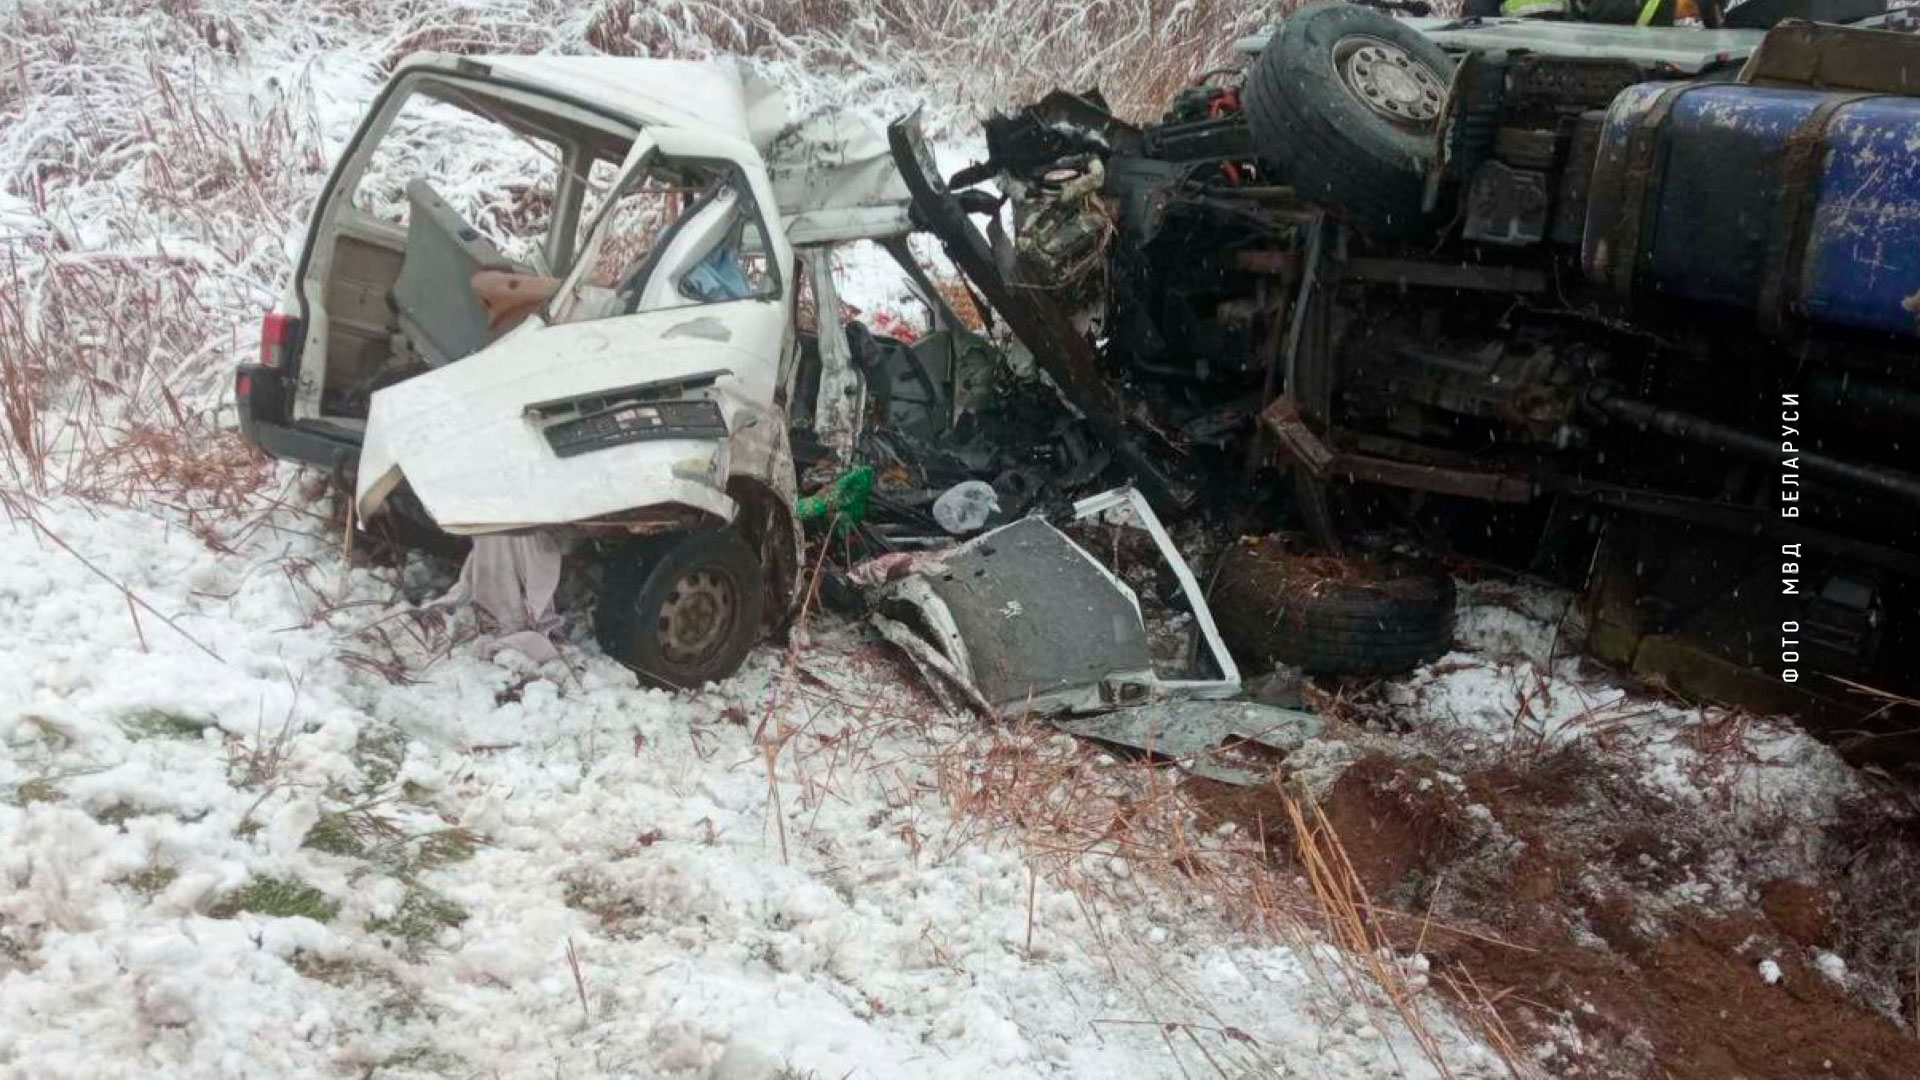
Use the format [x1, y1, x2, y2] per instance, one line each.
[871, 486, 1239, 718]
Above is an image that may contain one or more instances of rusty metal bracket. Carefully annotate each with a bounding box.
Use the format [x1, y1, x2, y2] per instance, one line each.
[1609, 83, 1707, 301]
[1261, 397, 1535, 503]
[1757, 92, 1880, 334]
[1262, 398, 1335, 473]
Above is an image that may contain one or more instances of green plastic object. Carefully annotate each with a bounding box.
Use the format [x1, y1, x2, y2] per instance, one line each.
[796, 466, 873, 532]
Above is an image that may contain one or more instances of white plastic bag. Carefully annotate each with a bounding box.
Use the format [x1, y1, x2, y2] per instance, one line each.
[932, 480, 1000, 534]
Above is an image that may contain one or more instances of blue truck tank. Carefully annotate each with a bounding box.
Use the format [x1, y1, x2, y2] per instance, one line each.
[1583, 80, 1920, 338]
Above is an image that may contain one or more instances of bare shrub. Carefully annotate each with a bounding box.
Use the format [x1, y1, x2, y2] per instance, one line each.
[0, 1, 333, 508]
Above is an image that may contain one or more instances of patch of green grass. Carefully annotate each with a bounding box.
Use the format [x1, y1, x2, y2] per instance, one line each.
[414, 827, 479, 867]
[211, 876, 340, 922]
[9, 778, 64, 807]
[376, 1045, 465, 1074]
[305, 803, 479, 872]
[124, 866, 179, 897]
[303, 812, 370, 858]
[354, 729, 409, 792]
[366, 884, 467, 956]
[122, 709, 210, 739]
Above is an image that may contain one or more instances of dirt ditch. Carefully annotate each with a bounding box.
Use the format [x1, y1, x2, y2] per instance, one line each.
[1192, 733, 1920, 1079]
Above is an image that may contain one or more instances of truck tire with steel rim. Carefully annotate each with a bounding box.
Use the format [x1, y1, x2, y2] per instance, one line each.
[1243, 4, 1453, 238]
[596, 529, 765, 690]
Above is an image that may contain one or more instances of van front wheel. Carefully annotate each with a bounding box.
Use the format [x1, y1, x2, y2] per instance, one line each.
[595, 529, 765, 690]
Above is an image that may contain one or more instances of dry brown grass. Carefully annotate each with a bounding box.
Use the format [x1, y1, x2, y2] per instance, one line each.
[0, 0, 342, 523]
[1281, 786, 1536, 1079]
[0, 148, 289, 514]
[583, 0, 1294, 121]
[893, 714, 1535, 1077]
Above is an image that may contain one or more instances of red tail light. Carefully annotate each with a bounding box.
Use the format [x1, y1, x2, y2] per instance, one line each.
[235, 371, 253, 399]
[259, 312, 298, 368]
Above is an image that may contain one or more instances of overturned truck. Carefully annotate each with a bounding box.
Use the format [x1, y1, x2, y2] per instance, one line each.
[899, 9, 1920, 743]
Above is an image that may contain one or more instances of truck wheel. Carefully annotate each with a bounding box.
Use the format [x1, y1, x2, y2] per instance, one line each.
[1242, 4, 1453, 238]
[595, 529, 765, 689]
[1212, 536, 1455, 677]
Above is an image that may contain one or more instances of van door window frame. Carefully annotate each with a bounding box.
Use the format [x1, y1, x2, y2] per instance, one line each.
[550, 148, 787, 324]
[291, 66, 642, 419]
[621, 159, 784, 314]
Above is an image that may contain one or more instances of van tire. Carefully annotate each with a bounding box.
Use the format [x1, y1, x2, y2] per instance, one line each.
[1212, 537, 1456, 677]
[1242, 4, 1453, 238]
[596, 529, 764, 690]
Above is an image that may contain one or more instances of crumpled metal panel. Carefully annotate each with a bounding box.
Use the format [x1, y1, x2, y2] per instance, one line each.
[894, 515, 1156, 712]
[1052, 701, 1325, 786]
[872, 487, 1242, 716]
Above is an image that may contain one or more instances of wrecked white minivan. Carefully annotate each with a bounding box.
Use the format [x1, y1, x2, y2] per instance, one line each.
[236, 54, 954, 686]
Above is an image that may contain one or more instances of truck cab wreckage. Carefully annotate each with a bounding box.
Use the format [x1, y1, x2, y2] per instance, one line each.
[890, 9, 1920, 758]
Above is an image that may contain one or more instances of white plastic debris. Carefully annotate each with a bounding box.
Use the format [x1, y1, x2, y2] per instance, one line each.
[932, 480, 1000, 534]
[1814, 951, 1847, 985]
[1758, 958, 1783, 985]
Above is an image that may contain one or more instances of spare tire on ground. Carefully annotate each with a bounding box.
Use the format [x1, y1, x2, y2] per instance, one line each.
[1242, 3, 1453, 238]
[1212, 536, 1456, 677]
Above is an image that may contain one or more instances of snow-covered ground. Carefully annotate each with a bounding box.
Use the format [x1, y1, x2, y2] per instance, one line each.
[0, 492, 1513, 1079]
[4, 493, 1894, 1078]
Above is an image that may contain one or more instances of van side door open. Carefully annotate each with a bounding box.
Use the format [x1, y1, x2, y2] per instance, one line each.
[354, 126, 795, 536]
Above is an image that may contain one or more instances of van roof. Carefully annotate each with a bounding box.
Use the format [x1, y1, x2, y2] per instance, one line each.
[396, 54, 767, 140]
[393, 52, 914, 240]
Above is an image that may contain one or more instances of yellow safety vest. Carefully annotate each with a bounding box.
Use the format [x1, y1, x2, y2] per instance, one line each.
[1500, 0, 1667, 20]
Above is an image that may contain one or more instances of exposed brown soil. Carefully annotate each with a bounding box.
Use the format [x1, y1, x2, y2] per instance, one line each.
[1312, 754, 1476, 907]
[1190, 744, 1920, 1079]
[1759, 879, 1836, 949]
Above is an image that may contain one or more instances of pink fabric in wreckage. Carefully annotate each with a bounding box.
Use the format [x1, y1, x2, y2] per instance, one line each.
[455, 532, 565, 663]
